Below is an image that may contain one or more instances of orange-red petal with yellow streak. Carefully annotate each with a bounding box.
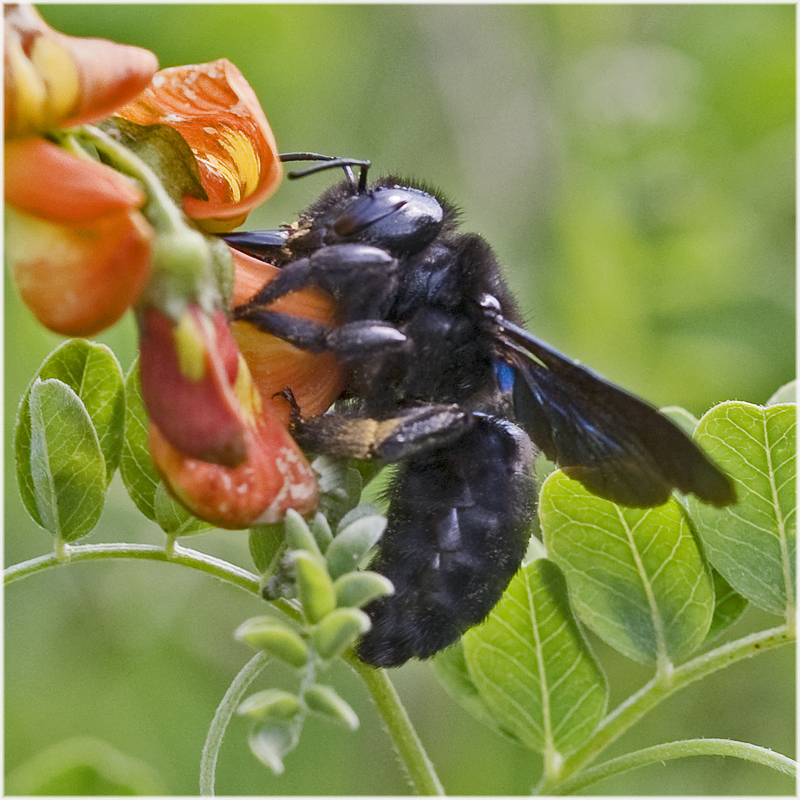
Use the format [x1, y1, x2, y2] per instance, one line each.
[230, 249, 346, 425]
[5, 138, 145, 222]
[115, 59, 281, 231]
[6, 204, 152, 336]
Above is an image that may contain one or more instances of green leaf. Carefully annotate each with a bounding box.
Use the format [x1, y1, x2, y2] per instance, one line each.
[16, 340, 125, 505]
[325, 515, 387, 579]
[311, 607, 370, 660]
[4, 737, 165, 796]
[153, 481, 211, 536]
[462, 558, 607, 756]
[303, 684, 359, 730]
[540, 471, 714, 665]
[767, 380, 796, 406]
[22, 379, 107, 542]
[248, 720, 301, 775]
[119, 360, 159, 520]
[249, 523, 286, 575]
[687, 401, 796, 617]
[235, 617, 309, 668]
[120, 360, 209, 535]
[432, 642, 522, 744]
[293, 551, 336, 623]
[660, 405, 699, 436]
[312, 455, 363, 528]
[333, 571, 394, 609]
[707, 570, 748, 642]
[238, 689, 301, 722]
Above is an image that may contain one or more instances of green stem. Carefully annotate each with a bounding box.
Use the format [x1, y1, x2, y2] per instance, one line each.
[538, 623, 794, 794]
[199, 650, 273, 796]
[551, 738, 797, 795]
[4, 542, 261, 595]
[5, 544, 435, 793]
[348, 656, 445, 796]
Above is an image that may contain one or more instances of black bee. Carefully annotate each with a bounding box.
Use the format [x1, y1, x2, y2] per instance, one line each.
[225, 153, 735, 668]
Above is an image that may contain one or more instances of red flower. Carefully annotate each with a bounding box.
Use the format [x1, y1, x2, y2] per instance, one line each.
[139, 304, 320, 527]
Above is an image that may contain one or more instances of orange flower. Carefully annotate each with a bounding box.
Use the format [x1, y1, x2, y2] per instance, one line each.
[4, 4, 158, 138]
[115, 59, 282, 233]
[140, 304, 319, 528]
[4, 5, 158, 335]
[5, 138, 153, 335]
[230, 249, 346, 426]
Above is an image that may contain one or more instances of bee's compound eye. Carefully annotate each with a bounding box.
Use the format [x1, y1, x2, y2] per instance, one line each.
[333, 187, 444, 254]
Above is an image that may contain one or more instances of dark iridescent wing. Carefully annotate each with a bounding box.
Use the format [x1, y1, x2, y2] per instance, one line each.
[498, 319, 735, 508]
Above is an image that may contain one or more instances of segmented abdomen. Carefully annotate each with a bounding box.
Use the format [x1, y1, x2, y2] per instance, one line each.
[358, 415, 536, 667]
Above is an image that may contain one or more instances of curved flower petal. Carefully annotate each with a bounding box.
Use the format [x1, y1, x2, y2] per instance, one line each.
[4, 4, 158, 139]
[138, 305, 248, 466]
[5, 138, 145, 222]
[149, 410, 318, 529]
[115, 59, 281, 233]
[6, 204, 152, 336]
[230, 249, 346, 426]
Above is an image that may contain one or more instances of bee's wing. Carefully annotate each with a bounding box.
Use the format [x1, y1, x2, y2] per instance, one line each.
[500, 321, 735, 508]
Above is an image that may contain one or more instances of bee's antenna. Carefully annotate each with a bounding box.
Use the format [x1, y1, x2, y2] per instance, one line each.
[278, 152, 371, 192]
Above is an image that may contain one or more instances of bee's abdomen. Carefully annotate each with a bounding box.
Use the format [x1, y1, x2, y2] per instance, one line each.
[358, 416, 535, 667]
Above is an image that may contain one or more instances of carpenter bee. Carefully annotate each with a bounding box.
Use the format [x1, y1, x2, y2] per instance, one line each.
[225, 153, 735, 668]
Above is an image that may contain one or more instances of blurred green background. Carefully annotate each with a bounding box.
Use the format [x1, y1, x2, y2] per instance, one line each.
[5, 4, 795, 795]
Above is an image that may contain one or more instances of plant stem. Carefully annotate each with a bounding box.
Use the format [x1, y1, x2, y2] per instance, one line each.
[348, 657, 445, 795]
[4, 542, 261, 594]
[538, 623, 794, 794]
[200, 650, 272, 796]
[550, 738, 797, 795]
[6, 543, 435, 793]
